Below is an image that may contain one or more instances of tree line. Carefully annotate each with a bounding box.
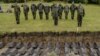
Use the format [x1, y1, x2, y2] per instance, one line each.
[0, 0, 100, 5]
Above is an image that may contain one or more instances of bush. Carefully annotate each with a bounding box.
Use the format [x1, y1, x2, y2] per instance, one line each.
[3, 0, 24, 3]
[1, 0, 100, 5]
[98, 0, 100, 5]
[43, 0, 52, 2]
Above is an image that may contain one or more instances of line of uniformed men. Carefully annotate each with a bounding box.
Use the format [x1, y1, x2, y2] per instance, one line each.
[12, 2, 85, 27]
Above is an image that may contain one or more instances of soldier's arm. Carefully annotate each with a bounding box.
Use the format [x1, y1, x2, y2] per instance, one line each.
[49, 6, 51, 11]
[43, 5, 45, 9]
[43, 6, 45, 11]
[19, 7, 21, 13]
[35, 5, 37, 10]
[28, 6, 29, 12]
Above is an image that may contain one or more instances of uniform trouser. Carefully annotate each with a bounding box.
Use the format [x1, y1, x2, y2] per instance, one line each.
[54, 16, 58, 26]
[39, 12, 43, 20]
[15, 14, 20, 24]
[32, 12, 36, 19]
[58, 12, 62, 19]
[77, 15, 83, 27]
[45, 13, 49, 20]
[71, 12, 75, 20]
[24, 12, 28, 20]
[65, 12, 68, 19]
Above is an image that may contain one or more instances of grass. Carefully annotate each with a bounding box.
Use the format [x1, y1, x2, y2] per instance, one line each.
[0, 1, 100, 33]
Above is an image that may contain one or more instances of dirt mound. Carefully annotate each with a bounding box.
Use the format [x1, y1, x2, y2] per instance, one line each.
[0, 32, 100, 56]
[0, 31, 100, 44]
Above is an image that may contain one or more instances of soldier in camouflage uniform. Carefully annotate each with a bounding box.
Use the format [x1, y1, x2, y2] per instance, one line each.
[0, 5, 3, 13]
[38, 3, 44, 20]
[22, 3, 29, 20]
[58, 4, 63, 19]
[70, 2, 77, 20]
[12, 3, 21, 24]
[52, 4, 59, 26]
[64, 4, 69, 19]
[51, 3, 56, 20]
[44, 4, 50, 20]
[77, 3, 85, 27]
[31, 4, 37, 20]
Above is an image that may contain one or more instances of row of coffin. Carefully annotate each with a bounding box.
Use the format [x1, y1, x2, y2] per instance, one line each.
[0, 42, 100, 56]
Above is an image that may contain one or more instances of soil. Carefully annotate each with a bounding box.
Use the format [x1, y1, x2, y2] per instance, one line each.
[0, 32, 100, 56]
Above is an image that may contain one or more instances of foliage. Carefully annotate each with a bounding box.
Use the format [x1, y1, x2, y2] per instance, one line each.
[0, 0, 100, 5]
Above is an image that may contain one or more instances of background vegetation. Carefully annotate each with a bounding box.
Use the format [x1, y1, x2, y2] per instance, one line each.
[0, 0, 100, 5]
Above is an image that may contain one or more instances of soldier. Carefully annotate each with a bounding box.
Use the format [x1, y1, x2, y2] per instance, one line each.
[51, 3, 56, 20]
[0, 5, 1, 10]
[64, 4, 69, 19]
[12, 3, 21, 24]
[31, 4, 37, 20]
[58, 4, 63, 19]
[22, 3, 29, 20]
[0, 5, 3, 13]
[77, 3, 85, 27]
[52, 4, 59, 26]
[70, 2, 77, 20]
[44, 4, 50, 20]
[38, 3, 44, 20]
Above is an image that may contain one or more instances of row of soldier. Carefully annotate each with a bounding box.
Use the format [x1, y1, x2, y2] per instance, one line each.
[12, 2, 85, 27]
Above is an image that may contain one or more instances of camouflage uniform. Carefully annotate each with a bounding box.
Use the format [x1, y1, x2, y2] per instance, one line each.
[12, 3, 21, 24]
[22, 4, 29, 20]
[64, 5, 69, 19]
[38, 3, 44, 20]
[44, 5, 50, 20]
[77, 3, 85, 27]
[51, 3, 56, 20]
[0, 5, 3, 13]
[52, 4, 59, 26]
[31, 4, 37, 20]
[70, 2, 77, 20]
[58, 4, 63, 19]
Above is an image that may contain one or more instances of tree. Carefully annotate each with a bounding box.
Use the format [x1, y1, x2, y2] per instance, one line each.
[98, 0, 100, 5]
[3, 0, 24, 3]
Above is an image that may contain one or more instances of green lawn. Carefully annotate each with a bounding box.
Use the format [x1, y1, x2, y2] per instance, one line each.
[0, 1, 100, 33]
